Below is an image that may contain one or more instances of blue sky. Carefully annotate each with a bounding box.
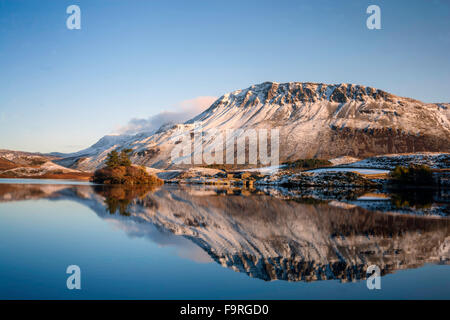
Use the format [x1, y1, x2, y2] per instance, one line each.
[0, 0, 449, 153]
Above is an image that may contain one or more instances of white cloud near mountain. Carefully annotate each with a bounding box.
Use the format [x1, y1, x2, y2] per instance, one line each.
[116, 96, 217, 135]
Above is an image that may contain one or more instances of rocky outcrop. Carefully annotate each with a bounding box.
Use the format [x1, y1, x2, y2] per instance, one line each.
[257, 171, 378, 188]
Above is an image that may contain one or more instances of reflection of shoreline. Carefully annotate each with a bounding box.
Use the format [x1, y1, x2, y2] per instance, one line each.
[0, 172, 92, 180]
[0, 183, 449, 283]
[258, 183, 449, 216]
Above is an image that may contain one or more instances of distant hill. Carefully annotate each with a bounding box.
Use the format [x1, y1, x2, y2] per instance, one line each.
[0, 150, 90, 180]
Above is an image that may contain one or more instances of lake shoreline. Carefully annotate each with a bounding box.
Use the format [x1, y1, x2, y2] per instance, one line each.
[1, 167, 448, 186]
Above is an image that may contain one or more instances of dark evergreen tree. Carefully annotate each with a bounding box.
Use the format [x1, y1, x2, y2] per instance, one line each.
[105, 150, 120, 168]
[119, 149, 132, 167]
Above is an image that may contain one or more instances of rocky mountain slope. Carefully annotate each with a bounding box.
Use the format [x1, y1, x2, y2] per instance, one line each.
[58, 82, 450, 171]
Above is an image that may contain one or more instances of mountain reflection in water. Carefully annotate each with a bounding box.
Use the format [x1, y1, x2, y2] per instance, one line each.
[0, 183, 448, 283]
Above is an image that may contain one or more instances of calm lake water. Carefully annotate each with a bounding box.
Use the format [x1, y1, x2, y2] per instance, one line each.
[0, 179, 449, 299]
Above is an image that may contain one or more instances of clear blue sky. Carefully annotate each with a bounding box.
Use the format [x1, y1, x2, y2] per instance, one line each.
[1, 0, 449, 153]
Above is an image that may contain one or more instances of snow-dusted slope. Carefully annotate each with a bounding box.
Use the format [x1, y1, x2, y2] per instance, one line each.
[0, 150, 89, 178]
[0, 161, 82, 177]
[62, 82, 450, 171]
[53, 134, 135, 171]
[348, 152, 450, 169]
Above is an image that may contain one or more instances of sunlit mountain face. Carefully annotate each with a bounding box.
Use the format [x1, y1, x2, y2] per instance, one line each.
[53, 82, 450, 171]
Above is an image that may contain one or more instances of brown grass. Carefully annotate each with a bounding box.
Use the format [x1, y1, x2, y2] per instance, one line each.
[0, 158, 19, 170]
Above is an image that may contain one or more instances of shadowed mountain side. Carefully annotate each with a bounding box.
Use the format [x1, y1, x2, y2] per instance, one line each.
[0, 184, 448, 282]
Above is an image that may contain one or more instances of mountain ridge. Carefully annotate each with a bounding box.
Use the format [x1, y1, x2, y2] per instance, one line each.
[43, 81, 450, 170]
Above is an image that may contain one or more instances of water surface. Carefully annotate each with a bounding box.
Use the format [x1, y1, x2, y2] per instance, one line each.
[0, 179, 449, 299]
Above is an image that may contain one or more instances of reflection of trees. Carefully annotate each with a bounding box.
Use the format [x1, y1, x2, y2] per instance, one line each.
[104, 196, 131, 216]
[389, 188, 435, 209]
[94, 185, 160, 216]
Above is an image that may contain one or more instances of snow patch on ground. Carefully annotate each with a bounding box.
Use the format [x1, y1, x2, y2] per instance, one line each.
[329, 156, 360, 166]
[242, 165, 286, 174]
[349, 152, 450, 169]
[306, 167, 390, 175]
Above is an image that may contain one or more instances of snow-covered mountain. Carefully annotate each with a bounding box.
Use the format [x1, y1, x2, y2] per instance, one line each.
[53, 134, 134, 170]
[59, 82, 450, 171]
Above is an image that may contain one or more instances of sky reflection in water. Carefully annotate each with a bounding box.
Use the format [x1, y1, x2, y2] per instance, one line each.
[0, 180, 449, 299]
